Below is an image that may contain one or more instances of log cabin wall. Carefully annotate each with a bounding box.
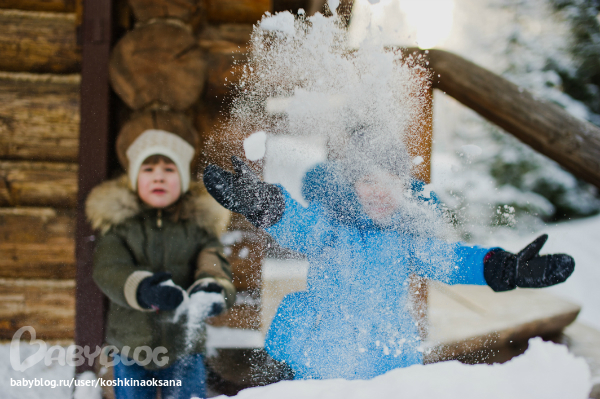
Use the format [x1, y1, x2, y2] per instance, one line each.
[0, 2, 81, 340]
[0, 0, 347, 342]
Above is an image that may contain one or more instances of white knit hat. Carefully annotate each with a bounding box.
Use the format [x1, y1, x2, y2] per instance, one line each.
[126, 129, 195, 193]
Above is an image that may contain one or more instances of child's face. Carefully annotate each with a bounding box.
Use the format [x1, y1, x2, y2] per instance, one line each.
[137, 159, 181, 208]
[354, 171, 405, 223]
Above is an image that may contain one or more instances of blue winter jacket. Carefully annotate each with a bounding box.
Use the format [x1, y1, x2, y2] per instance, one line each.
[264, 163, 492, 380]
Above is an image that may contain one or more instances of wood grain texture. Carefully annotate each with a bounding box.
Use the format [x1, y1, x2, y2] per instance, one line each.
[0, 208, 75, 279]
[109, 22, 206, 110]
[128, 0, 198, 22]
[224, 225, 266, 291]
[205, 0, 271, 24]
[0, 10, 80, 73]
[0, 278, 75, 339]
[0, 73, 80, 162]
[207, 303, 260, 330]
[0, 0, 75, 12]
[0, 161, 78, 208]
[198, 24, 253, 45]
[200, 40, 248, 100]
[420, 49, 600, 190]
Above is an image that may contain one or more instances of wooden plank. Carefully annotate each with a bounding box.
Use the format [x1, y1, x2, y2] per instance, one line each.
[0, 161, 78, 208]
[418, 48, 600, 190]
[0, 208, 75, 279]
[0, 9, 80, 73]
[0, 278, 75, 339]
[424, 283, 580, 363]
[0, 72, 80, 162]
[206, 0, 271, 24]
[0, 0, 75, 13]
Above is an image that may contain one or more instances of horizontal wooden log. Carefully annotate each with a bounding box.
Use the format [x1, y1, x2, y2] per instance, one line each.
[0, 161, 78, 208]
[0, 278, 75, 339]
[0, 0, 75, 12]
[206, 0, 271, 24]
[420, 49, 600, 190]
[198, 24, 254, 45]
[0, 208, 75, 279]
[109, 22, 206, 110]
[128, 0, 197, 22]
[0, 72, 80, 162]
[0, 9, 80, 73]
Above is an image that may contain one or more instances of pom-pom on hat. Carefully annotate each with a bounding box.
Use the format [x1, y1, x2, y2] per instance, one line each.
[116, 111, 199, 193]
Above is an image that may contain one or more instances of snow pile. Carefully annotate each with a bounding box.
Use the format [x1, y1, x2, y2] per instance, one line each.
[218, 338, 591, 399]
[172, 291, 225, 353]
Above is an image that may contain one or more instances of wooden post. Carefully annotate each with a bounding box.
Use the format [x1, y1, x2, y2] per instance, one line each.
[75, 0, 112, 375]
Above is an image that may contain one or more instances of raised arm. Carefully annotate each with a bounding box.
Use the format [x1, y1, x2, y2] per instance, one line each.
[411, 234, 574, 290]
[203, 156, 330, 256]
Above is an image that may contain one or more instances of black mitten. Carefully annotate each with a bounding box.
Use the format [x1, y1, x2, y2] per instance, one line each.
[137, 272, 185, 311]
[484, 234, 575, 292]
[203, 156, 285, 228]
[189, 281, 226, 317]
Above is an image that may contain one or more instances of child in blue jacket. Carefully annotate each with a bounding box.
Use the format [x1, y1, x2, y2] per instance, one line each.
[202, 135, 574, 380]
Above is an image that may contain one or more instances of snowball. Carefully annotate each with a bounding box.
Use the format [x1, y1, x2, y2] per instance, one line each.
[259, 12, 296, 36]
[244, 131, 268, 161]
[412, 156, 424, 165]
[221, 338, 591, 399]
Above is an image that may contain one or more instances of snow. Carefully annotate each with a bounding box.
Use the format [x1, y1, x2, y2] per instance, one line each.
[243, 131, 267, 161]
[217, 338, 591, 399]
[259, 12, 296, 37]
[173, 292, 226, 354]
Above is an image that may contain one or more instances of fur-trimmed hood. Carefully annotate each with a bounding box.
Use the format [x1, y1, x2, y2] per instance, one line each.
[86, 175, 230, 237]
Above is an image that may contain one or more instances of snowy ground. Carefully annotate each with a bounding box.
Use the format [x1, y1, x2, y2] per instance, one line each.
[1, 215, 598, 398]
[477, 213, 600, 331]
[216, 338, 592, 399]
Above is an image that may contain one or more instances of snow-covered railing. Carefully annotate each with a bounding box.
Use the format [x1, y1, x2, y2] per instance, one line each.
[410, 48, 600, 190]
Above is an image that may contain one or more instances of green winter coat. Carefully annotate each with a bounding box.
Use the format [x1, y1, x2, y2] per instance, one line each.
[86, 175, 235, 369]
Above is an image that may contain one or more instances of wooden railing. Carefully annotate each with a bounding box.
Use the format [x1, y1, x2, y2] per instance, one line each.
[410, 48, 600, 190]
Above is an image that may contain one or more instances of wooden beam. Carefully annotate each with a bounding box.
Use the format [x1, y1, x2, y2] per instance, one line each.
[0, 72, 80, 162]
[206, 0, 271, 24]
[0, 9, 81, 73]
[0, 161, 77, 208]
[0, 208, 75, 280]
[417, 49, 600, 190]
[76, 0, 112, 374]
[0, 278, 75, 340]
[0, 0, 76, 13]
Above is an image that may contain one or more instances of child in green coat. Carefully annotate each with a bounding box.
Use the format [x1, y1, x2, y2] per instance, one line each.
[86, 113, 235, 399]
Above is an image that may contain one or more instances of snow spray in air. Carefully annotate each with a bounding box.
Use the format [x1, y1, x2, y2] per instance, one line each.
[224, 5, 458, 274]
[207, 2, 467, 376]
